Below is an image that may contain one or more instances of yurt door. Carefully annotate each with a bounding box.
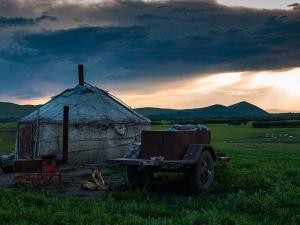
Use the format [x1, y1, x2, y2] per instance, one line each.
[19, 123, 34, 159]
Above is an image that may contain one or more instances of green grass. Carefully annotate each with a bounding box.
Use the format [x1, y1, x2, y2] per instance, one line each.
[0, 123, 299, 225]
[0, 122, 16, 154]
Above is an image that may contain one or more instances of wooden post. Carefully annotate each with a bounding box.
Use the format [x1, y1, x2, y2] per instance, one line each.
[34, 109, 40, 159]
[62, 106, 69, 164]
[78, 64, 84, 86]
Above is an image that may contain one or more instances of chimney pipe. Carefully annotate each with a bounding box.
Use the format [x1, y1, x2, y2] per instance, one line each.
[61, 105, 69, 164]
[78, 64, 84, 86]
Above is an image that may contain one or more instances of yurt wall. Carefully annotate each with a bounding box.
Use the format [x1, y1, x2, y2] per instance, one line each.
[26, 122, 148, 163]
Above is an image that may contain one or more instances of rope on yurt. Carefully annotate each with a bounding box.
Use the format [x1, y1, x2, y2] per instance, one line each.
[85, 84, 135, 125]
[20, 84, 148, 127]
[107, 91, 147, 121]
[90, 84, 148, 124]
[65, 143, 132, 153]
[38, 134, 138, 143]
[54, 89, 120, 125]
[30, 88, 75, 117]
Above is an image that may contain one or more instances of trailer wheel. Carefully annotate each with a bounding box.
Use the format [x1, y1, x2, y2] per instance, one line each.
[191, 150, 214, 193]
[127, 166, 153, 188]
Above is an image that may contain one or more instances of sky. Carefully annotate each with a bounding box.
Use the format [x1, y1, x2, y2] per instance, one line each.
[0, 0, 300, 112]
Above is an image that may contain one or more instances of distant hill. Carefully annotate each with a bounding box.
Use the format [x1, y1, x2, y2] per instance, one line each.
[0, 101, 269, 121]
[228, 101, 269, 117]
[0, 102, 39, 121]
[135, 101, 269, 120]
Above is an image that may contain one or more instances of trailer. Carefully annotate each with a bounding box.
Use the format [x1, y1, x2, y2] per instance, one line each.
[109, 125, 227, 193]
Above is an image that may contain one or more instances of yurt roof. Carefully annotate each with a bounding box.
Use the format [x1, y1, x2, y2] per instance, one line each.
[20, 84, 150, 125]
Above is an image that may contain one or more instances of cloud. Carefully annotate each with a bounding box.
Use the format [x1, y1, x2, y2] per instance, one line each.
[0, 17, 35, 27]
[288, 3, 300, 10]
[0, 14, 57, 28]
[0, 0, 300, 102]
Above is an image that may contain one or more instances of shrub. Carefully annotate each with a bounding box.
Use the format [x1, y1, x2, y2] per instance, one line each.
[252, 120, 300, 128]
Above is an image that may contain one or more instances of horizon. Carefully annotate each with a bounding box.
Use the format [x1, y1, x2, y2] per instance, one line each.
[1, 0, 300, 111]
[2, 99, 299, 114]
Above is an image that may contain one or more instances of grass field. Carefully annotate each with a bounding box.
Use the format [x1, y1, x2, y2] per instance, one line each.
[0, 123, 299, 225]
[0, 122, 16, 154]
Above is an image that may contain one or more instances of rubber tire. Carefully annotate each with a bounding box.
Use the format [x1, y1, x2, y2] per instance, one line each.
[127, 166, 154, 188]
[191, 150, 214, 193]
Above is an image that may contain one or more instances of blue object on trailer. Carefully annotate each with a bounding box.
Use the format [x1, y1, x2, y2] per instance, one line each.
[167, 124, 209, 132]
[0, 153, 15, 173]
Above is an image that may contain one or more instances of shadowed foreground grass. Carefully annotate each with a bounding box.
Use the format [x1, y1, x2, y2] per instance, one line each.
[0, 123, 299, 225]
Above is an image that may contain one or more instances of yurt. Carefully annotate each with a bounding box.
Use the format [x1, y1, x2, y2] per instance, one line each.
[15, 65, 151, 164]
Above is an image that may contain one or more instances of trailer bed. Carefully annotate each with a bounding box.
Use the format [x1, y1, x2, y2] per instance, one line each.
[108, 158, 197, 168]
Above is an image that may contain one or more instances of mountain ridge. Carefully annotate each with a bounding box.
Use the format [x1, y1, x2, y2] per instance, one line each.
[0, 101, 269, 121]
[135, 101, 269, 120]
[0, 102, 39, 120]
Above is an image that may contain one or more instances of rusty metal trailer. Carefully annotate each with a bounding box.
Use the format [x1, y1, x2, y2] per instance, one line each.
[109, 126, 224, 193]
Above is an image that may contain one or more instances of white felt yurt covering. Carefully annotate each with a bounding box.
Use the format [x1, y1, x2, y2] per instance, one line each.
[15, 84, 151, 164]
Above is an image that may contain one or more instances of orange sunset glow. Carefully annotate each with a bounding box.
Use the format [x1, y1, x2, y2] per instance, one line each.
[11, 67, 300, 113]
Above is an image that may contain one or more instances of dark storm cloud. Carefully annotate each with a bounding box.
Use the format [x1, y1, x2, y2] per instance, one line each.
[0, 0, 300, 98]
[0, 17, 35, 27]
[288, 3, 300, 10]
[0, 14, 57, 28]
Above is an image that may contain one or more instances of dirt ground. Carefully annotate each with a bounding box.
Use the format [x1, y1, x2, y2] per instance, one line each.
[0, 165, 128, 199]
[0, 165, 197, 198]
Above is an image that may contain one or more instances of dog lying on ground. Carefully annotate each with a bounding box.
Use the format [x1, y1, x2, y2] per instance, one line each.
[81, 168, 108, 191]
